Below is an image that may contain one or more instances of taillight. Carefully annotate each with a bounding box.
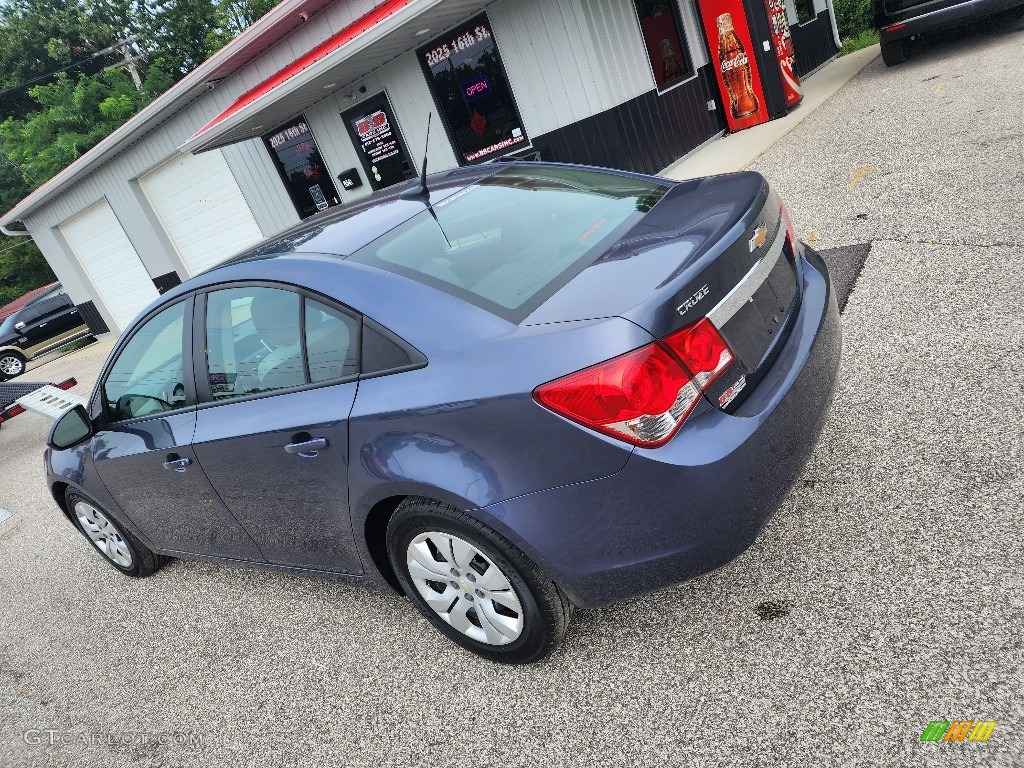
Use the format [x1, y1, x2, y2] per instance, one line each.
[534, 318, 734, 447]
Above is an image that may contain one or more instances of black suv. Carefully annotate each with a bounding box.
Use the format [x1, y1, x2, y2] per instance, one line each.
[874, 0, 1024, 65]
[0, 285, 91, 380]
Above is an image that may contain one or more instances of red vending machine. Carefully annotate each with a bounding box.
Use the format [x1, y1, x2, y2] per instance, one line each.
[698, 0, 802, 132]
[763, 0, 802, 108]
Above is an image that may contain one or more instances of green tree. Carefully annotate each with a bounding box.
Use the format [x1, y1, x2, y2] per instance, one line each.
[0, 68, 145, 184]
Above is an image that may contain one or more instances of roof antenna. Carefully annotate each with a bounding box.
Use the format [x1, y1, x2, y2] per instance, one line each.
[400, 112, 432, 200]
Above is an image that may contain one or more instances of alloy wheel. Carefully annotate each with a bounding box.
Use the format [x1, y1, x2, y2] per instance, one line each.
[406, 531, 524, 645]
[75, 501, 134, 568]
[0, 355, 24, 376]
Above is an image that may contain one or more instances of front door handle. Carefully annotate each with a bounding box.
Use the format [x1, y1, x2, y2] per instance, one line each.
[284, 437, 329, 458]
[163, 455, 192, 472]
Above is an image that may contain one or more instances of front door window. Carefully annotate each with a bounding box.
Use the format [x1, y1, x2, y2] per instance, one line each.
[103, 301, 187, 421]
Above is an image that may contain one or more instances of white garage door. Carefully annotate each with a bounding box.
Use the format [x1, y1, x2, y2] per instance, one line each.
[140, 149, 264, 275]
[59, 200, 158, 332]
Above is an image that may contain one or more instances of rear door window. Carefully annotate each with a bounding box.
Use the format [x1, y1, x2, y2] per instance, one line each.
[203, 286, 361, 400]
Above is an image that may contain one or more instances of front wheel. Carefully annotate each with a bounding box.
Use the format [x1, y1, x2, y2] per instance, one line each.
[0, 350, 26, 380]
[66, 490, 167, 577]
[387, 498, 573, 664]
[881, 37, 908, 66]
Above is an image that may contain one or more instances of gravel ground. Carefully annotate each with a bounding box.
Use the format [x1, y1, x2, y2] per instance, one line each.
[2, 20, 1023, 768]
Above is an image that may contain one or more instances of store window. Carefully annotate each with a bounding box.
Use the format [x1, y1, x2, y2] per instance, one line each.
[418, 14, 528, 164]
[631, 0, 693, 90]
[263, 117, 341, 219]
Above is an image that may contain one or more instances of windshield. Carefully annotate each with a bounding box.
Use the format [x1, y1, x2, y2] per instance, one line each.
[347, 165, 668, 322]
[0, 314, 17, 337]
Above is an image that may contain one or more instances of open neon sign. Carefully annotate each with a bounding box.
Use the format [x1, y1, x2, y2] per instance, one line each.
[462, 76, 492, 103]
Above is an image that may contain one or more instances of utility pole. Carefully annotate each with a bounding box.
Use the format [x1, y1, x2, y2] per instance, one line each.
[100, 33, 145, 91]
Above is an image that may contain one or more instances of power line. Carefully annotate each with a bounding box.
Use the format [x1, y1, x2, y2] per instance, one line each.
[0, 237, 34, 256]
[0, 34, 143, 99]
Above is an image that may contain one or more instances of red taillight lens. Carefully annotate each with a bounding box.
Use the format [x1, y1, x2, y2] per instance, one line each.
[534, 318, 734, 447]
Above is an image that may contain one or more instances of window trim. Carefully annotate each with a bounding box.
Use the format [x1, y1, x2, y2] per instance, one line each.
[193, 280, 364, 409]
[628, 0, 696, 95]
[91, 295, 197, 427]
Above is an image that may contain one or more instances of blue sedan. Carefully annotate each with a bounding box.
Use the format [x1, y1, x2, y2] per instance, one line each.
[45, 162, 840, 663]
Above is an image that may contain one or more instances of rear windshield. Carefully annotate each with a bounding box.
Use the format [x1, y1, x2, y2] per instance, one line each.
[346, 165, 668, 322]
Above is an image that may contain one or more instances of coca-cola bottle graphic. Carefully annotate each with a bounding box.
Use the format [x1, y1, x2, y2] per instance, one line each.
[717, 13, 759, 119]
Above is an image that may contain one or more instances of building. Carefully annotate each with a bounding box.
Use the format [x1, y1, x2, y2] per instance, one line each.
[0, 0, 838, 336]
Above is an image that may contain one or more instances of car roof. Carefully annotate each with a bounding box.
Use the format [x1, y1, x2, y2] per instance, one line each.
[150, 161, 679, 330]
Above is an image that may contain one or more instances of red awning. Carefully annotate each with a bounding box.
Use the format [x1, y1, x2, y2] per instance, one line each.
[189, 0, 416, 144]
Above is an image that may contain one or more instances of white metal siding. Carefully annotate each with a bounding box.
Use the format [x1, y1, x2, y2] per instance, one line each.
[58, 201, 158, 331]
[138, 149, 265, 275]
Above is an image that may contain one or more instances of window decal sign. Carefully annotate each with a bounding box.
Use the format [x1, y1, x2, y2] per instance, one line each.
[418, 14, 528, 164]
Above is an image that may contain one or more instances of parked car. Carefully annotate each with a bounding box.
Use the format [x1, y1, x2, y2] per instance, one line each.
[44, 162, 841, 663]
[873, 0, 1024, 65]
[0, 285, 91, 380]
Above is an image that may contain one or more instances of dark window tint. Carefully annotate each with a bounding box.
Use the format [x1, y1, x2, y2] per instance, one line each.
[363, 323, 421, 374]
[104, 302, 186, 421]
[347, 165, 668, 322]
[305, 299, 360, 383]
[264, 117, 341, 219]
[631, 1, 692, 90]
[206, 287, 304, 399]
[341, 93, 415, 192]
[418, 14, 528, 164]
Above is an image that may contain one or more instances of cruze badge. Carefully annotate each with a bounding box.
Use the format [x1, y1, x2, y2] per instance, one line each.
[676, 285, 709, 317]
[749, 223, 768, 252]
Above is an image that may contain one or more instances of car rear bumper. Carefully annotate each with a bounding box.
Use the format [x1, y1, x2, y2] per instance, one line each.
[482, 245, 842, 608]
[879, 0, 1024, 41]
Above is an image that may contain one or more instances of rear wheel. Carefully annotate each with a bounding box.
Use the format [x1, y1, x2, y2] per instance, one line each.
[0, 350, 25, 380]
[881, 37, 908, 67]
[66, 490, 167, 577]
[387, 498, 573, 664]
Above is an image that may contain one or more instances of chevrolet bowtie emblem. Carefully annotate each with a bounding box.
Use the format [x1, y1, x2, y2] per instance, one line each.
[749, 223, 768, 252]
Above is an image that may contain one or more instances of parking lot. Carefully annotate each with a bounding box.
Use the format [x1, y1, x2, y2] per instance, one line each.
[2, 20, 1022, 768]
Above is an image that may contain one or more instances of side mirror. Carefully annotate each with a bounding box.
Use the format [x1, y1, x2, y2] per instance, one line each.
[47, 404, 94, 450]
[14, 321, 25, 330]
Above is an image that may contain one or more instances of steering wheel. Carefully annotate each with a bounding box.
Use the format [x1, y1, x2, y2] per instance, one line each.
[116, 393, 174, 419]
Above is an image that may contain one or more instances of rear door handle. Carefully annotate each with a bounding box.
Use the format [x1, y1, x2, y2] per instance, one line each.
[163, 455, 192, 472]
[284, 437, 329, 458]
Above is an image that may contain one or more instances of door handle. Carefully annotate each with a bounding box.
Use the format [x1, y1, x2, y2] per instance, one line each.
[163, 455, 192, 472]
[38, 323, 47, 328]
[284, 437, 329, 458]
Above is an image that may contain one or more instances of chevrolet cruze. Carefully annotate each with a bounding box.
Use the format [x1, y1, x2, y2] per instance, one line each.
[45, 162, 841, 663]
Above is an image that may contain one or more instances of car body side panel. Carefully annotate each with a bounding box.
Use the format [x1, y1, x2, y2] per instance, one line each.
[874, 0, 1024, 38]
[45, 442, 161, 551]
[480, 246, 841, 607]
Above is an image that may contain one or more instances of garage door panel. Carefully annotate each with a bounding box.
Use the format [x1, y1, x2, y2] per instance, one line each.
[59, 201, 158, 332]
[140, 150, 264, 275]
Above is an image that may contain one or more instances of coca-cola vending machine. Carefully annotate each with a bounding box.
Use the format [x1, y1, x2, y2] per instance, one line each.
[698, 0, 802, 133]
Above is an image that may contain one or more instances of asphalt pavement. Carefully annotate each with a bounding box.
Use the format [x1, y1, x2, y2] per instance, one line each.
[1, 19, 1022, 768]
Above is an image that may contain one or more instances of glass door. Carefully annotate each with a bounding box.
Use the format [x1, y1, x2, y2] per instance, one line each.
[341, 92, 416, 192]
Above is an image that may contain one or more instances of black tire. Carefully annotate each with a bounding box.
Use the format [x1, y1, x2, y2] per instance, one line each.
[65, 489, 167, 577]
[0, 350, 26, 381]
[387, 498, 574, 664]
[880, 37, 908, 67]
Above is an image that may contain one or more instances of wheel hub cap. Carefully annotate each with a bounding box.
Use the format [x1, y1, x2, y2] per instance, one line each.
[406, 531, 524, 646]
[0, 356, 23, 375]
[74, 501, 133, 568]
